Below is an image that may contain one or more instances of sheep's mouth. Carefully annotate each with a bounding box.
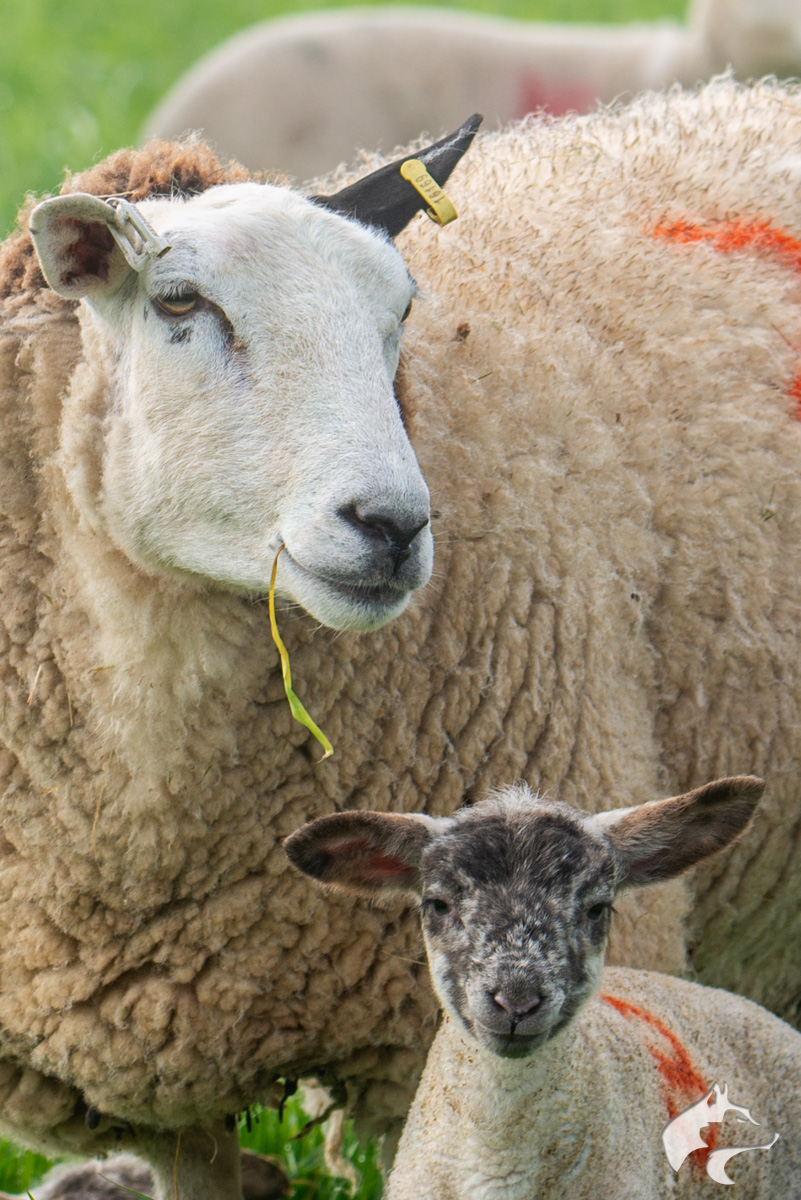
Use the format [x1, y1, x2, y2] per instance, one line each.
[277, 546, 415, 631]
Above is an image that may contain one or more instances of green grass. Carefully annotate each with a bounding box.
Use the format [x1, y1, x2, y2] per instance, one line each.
[239, 1098, 384, 1199]
[0, 0, 675, 1193]
[0, 1142, 54, 1195]
[1, 0, 684, 236]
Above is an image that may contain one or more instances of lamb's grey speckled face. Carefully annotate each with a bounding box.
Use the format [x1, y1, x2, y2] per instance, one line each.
[285, 776, 762, 1062]
[420, 791, 617, 1059]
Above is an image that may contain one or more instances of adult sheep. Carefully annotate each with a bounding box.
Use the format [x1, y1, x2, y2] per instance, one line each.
[143, 0, 801, 182]
[1, 76, 801, 1193]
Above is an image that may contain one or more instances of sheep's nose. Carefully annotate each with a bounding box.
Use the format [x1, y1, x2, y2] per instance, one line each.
[339, 503, 430, 561]
[493, 991, 542, 1024]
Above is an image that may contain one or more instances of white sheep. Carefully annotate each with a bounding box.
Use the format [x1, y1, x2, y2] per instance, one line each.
[2, 75, 801, 1192]
[143, 0, 801, 182]
[286, 776, 801, 1197]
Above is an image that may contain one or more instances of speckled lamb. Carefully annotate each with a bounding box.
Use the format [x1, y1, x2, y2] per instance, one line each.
[287, 777, 801, 1197]
[1, 75, 801, 1192]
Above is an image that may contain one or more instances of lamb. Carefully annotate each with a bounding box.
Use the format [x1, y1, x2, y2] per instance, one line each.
[3, 74, 801, 1192]
[143, 0, 801, 182]
[286, 776, 801, 1198]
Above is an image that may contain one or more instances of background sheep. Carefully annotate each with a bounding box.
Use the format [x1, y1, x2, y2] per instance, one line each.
[143, 0, 801, 182]
[287, 776, 801, 1197]
[2, 74, 801, 1184]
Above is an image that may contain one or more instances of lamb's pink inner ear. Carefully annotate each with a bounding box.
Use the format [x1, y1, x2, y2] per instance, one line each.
[285, 812, 429, 894]
[327, 837, 417, 887]
[606, 775, 764, 887]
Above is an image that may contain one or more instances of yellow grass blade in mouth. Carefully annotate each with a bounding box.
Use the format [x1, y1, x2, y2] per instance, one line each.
[269, 545, 334, 760]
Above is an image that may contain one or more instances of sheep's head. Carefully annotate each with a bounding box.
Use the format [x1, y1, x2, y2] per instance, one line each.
[27, 118, 480, 632]
[285, 776, 763, 1057]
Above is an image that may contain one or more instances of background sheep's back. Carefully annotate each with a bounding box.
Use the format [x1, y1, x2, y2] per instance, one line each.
[0, 80, 798, 1152]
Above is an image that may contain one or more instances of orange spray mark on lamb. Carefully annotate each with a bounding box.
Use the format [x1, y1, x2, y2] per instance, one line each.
[600, 993, 717, 1170]
[653, 217, 801, 415]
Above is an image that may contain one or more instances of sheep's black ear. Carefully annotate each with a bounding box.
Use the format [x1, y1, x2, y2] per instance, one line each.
[285, 810, 441, 897]
[597, 776, 764, 888]
[313, 114, 482, 238]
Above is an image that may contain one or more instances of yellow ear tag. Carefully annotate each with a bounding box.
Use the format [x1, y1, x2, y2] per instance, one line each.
[399, 159, 458, 226]
[269, 546, 334, 760]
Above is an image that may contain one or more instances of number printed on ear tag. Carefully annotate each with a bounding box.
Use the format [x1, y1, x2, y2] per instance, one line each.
[399, 160, 458, 226]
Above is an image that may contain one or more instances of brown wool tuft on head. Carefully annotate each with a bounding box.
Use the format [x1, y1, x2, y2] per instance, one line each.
[0, 138, 251, 302]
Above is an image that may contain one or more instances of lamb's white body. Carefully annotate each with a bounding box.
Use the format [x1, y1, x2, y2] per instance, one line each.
[390, 968, 801, 1199]
[144, 0, 801, 182]
[288, 779, 801, 1197]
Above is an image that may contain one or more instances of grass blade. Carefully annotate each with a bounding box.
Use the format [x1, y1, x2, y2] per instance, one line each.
[269, 546, 333, 760]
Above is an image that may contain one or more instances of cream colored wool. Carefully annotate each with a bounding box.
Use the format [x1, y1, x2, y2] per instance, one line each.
[1, 78, 801, 1164]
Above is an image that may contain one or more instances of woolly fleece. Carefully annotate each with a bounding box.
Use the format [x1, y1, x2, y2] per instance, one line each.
[0, 80, 800, 1154]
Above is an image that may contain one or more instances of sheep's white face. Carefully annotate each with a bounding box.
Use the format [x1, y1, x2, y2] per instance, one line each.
[34, 184, 433, 631]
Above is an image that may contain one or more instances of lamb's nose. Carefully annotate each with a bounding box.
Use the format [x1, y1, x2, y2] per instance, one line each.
[493, 991, 542, 1024]
[339, 503, 430, 559]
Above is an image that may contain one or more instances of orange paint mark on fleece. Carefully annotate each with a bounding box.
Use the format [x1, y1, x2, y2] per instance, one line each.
[653, 217, 801, 415]
[600, 993, 717, 1169]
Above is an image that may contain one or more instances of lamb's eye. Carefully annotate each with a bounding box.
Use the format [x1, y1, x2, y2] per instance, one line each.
[585, 903, 610, 922]
[401, 300, 413, 322]
[424, 897, 451, 916]
[155, 291, 198, 318]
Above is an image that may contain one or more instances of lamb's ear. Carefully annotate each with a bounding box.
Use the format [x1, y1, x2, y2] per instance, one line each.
[29, 194, 171, 301]
[285, 810, 442, 897]
[596, 776, 764, 888]
[313, 113, 482, 238]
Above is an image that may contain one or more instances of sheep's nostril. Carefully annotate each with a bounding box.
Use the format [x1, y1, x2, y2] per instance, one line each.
[339, 503, 429, 555]
[493, 992, 542, 1024]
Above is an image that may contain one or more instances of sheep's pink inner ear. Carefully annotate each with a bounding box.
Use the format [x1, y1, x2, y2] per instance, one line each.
[284, 811, 430, 896]
[30, 196, 133, 300]
[53, 217, 116, 289]
[40, 217, 119, 298]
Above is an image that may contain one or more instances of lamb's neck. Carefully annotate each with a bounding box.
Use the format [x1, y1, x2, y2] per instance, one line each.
[427, 1006, 625, 1191]
[438, 1012, 584, 1123]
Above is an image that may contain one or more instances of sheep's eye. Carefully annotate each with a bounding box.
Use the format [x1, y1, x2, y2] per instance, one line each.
[585, 902, 610, 922]
[401, 300, 413, 323]
[424, 897, 450, 916]
[155, 291, 198, 318]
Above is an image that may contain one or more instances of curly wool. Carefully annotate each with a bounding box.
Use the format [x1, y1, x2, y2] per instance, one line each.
[1, 79, 801, 1159]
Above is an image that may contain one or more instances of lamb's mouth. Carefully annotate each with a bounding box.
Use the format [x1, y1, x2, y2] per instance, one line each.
[477, 1027, 550, 1059]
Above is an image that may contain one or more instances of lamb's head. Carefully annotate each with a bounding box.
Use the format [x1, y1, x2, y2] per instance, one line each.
[27, 118, 479, 632]
[285, 775, 763, 1057]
